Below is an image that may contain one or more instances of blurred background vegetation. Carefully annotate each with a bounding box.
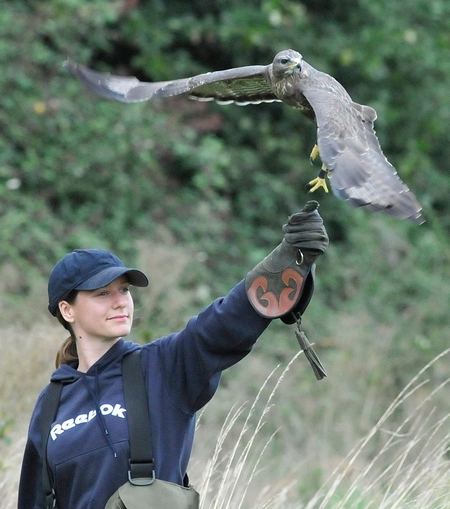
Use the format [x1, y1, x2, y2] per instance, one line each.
[1, 0, 450, 506]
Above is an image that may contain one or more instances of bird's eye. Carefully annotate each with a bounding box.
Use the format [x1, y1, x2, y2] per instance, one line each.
[280, 58, 289, 65]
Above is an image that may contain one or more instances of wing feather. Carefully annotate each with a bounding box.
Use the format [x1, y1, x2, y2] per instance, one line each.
[66, 59, 277, 105]
[64, 59, 161, 103]
[302, 74, 423, 223]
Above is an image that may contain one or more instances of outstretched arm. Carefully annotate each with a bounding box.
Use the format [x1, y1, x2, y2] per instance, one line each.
[153, 201, 329, 410]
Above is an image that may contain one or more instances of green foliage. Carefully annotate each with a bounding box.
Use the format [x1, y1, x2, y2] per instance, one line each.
[4, 0, 450, 268]
[0, 418, 13, 446]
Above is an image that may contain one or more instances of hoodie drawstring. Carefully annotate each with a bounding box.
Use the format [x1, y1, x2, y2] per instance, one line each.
[81, 370, 117, 457]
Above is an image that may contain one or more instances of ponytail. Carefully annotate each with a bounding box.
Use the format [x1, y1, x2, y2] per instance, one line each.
[54, 289, 79, 368]
[55, 335, 78, 368]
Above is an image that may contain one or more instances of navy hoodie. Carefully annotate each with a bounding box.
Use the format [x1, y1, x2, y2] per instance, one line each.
[18, 281, 271, 509]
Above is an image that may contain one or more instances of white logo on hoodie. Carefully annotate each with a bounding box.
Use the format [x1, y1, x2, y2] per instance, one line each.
[50, 403, 126, 440]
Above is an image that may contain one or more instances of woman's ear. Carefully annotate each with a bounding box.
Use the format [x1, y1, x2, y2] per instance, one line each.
[59, 300, 75, 323]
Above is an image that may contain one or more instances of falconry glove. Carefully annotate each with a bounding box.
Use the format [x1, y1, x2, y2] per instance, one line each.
[246, 200, 328, 321]
[245, 201, 329, 380]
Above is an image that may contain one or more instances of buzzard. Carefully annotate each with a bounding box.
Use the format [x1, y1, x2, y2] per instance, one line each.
[66, 49, 423, 223]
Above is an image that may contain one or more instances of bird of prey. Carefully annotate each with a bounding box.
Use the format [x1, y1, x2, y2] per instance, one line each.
[66, 49, 423, 223]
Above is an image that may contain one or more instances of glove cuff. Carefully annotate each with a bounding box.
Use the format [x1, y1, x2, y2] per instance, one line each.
[245, 240, 317, 321]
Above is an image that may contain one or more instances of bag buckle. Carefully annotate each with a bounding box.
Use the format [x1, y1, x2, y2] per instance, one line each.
[128, 460, 155, 486]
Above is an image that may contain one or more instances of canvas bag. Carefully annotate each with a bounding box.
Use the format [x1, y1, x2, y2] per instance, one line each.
[104, 349, 200, 509]
[104, 479, 199, 509]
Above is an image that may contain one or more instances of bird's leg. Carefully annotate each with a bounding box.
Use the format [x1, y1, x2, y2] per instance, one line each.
[308, 164, 329, 193]
[308, 143, 329, 193]
[309, 144, 320, 165]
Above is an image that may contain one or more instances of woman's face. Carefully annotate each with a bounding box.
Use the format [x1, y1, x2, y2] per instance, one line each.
[59, 276, 134, 343]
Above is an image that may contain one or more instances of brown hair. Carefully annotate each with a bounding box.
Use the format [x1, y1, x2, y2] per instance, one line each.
[55, 289, 79, 368]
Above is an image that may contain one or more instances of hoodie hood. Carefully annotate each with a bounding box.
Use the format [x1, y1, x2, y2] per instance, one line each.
[48, 338, 142, 458]
[50, 338, 140, 383]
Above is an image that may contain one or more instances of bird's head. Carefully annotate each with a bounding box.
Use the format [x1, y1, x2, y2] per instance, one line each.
[272, 49, 303, 79]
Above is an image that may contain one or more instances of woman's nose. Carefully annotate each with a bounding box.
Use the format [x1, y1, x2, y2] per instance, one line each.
[113, 291, 128, 307]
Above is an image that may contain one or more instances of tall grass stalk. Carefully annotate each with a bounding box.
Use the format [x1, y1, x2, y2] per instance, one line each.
[305, 347, 450, 508]
[196, 349, 450, 509]
[198, 351, 303, 509]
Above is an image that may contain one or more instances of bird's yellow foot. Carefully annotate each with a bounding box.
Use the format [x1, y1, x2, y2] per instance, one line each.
[309, 144, 320, 165]
[308, 166, 329, 193]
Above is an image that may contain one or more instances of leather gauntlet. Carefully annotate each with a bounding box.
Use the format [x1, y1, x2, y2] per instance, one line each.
[245, 240, 317, 324]
[245, 201, 328, 324]
[245, 201, 329, 380]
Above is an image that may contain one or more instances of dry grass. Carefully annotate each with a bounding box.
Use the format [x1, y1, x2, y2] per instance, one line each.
[306, 348, 450, 509]
[0, 322, 61, 509]
[190, 349, 450, 509]
[195, 353, 303, 509]
[134, 235, 213, 337]
[2, 321, 450, 509]
[2, 243, 450, 509]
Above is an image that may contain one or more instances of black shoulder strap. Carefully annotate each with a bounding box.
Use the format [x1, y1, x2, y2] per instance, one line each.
[40, 381, 63, 509]
[122, 349, 155, 484]
[40, 350, 173, 505]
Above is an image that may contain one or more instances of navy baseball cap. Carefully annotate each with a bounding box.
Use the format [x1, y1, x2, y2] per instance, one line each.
[48, 249, 149, 316]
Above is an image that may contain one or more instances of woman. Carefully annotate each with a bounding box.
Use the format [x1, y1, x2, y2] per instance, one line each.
[18, 202, 328, 509]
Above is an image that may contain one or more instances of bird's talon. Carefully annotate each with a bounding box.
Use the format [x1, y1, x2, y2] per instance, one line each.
[308, 177, 329, 193]
[309, 144, 320, 165]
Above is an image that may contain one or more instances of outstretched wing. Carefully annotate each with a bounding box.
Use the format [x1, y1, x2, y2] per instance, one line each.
[65, 59, 156, 103]
[65, 59, 278, 105]
[302, 73, 423, 224]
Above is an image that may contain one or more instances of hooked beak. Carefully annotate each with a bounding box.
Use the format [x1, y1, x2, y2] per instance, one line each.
[287, 58, 302, 71]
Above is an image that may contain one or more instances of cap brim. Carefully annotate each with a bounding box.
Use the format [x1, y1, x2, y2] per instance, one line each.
[75, 267, 149, 291]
